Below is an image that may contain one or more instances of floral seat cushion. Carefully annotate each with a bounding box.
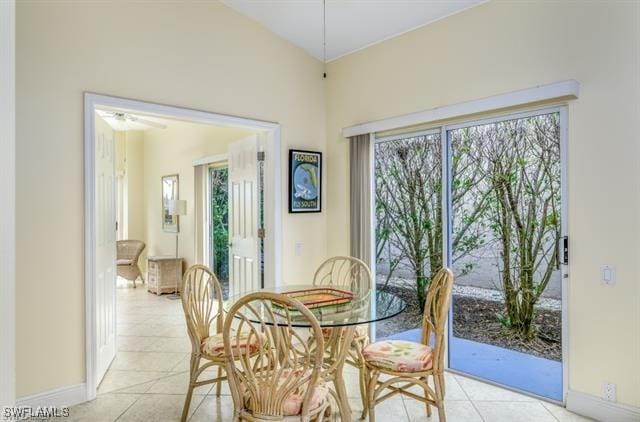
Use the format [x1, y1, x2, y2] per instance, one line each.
[201, 331, 264, 358]
[363, 340, 433, 373]
[244, 369, 330, 416]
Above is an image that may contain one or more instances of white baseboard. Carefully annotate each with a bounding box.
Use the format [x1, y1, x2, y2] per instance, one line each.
[566, 389, 640, 422]
[16, 383, 86, 408]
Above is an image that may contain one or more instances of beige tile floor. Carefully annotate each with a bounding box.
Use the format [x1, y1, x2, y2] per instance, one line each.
[64, 280, 591, 421]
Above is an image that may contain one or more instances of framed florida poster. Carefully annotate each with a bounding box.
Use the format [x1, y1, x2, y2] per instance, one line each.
[289, 149, 322, 213]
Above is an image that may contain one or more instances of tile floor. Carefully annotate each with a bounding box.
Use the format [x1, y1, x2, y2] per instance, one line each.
[63, 280, 591, 421]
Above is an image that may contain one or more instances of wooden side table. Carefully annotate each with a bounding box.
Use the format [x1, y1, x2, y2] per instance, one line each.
[147, 256, 184, 295]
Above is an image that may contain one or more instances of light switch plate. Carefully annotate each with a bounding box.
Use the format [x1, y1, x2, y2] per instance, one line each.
[600, 265, 615, 285]
[295, 242, 303, 257]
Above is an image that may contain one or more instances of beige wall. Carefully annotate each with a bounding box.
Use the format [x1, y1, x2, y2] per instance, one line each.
[115, 122, 253, 274]
[16, 2, 326, 396]
[119, 131, 146, 269]
[142, 121, 254, 269]
[325, 0, 640, 407]
[124, 131, 145, 246]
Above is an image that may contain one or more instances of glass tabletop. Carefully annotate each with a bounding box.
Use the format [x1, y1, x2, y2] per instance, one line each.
[224, 285, 406, 328]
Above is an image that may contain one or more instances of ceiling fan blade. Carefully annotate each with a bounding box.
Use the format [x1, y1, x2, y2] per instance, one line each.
[96, 110, 117, 118]
[126, 115, 167, 129]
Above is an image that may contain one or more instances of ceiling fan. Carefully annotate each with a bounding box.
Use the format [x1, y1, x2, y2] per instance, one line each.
[97, 110, 167, 129]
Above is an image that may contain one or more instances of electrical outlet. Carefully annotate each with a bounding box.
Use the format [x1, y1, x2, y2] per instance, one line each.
[603, 382, 616, 402]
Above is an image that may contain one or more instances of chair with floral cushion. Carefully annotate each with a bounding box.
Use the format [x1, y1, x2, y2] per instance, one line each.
[363, 268, 454, 422]
[180, 265, 265, 422]
[312, 256, 372, 416]
[223, 291, 333, 421]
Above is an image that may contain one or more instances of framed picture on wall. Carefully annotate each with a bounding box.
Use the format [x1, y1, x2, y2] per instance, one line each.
[162, 174, 179, 232]
[289, 149, 322, 213]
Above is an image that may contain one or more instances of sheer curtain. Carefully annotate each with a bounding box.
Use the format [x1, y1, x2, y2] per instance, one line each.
[349, 134, 374, 268]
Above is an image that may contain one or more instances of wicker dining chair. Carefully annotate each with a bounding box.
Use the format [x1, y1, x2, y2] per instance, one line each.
[312, 256, 372, 416]
[363, 268, 454, 422]
[180, 265, 265, 422]
[116, 240, 146, 288]
[224, 292, 333, 421]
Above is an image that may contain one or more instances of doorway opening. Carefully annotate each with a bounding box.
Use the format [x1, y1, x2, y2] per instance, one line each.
[208, 164, 229, 297]
[373, 106, 567, 402]
[84, 93, 281, 401]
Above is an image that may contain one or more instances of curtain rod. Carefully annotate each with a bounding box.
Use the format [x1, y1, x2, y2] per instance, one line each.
[343, 80, 579, 138]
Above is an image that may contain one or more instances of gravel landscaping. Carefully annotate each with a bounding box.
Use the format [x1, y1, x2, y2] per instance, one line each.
[376, 280, 562, 362]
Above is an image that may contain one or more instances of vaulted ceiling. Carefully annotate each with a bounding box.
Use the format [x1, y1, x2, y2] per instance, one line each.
[222, 0, 485, 62]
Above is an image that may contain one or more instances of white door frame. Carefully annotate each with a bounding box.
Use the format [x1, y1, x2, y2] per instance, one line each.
[84, 92, 282, 400]
[0, 0, 16, 408]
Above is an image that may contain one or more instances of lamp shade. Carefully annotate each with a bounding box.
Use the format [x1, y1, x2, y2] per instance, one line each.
[168, 199, 187, 216]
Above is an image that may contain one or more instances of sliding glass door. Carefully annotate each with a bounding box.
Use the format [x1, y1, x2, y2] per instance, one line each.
[373, 107, 566, 401]
[447, 110, 565, 400]
[374, 130, 443, 341]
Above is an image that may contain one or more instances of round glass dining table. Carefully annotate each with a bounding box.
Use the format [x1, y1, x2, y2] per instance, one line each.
[224, 284, 406, 328]
[224, 285, 406, 422]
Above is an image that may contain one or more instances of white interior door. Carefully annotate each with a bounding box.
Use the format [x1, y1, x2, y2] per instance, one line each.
[116, 174, 125, 240]
[228, 135, 261, 297]
[95, 114, 117, 384]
